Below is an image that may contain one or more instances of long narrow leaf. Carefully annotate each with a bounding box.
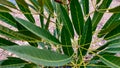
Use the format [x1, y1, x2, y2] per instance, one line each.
[92, 0, 112, 31]
[0, 25, 37, 42]
[70, 0, 84, 36]
[100, 55, 120, 68]
[80, 17, 92, 55]
[0, 0, 16, 9]
[98, 14, 120, 37]
[0, 5, 11, 12]
[0, 12, 17, 28]
[109, 6, 120, 13]
[61, 26, 74, 56]
[16, 0, 35, 23]
[96, 38, 120, 52]
[0, 37, 17, 46]
[104, 24, 120, 40]
[104, 48, 120, 53]
[0, 57, 27, 68]
[44, 0, 54, 14]
[81, 0, 89, 15]
[37, 0, 44, 28]
[15, 17, 61, 45]
[0, 46, 71, 66]
[59, 4, 74, 38]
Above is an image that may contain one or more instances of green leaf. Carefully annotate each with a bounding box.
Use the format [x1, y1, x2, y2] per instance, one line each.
[37, 0, 44, 9]
[109, 6, 120, 13]
[0, 37, 17, 46]
[80, 17, 92, 55]
[96, 0, 101, 4]
[18, 30, 41, 41]
[0, 12, 17, 28]
[70, 0, 84, 35]
[84, 64, 110, 68]
[1, 57, 27, 65]
[0, 0, 16, 9]
[39, 12, 44, 28]
[16, 0, 35, 23]
[104, 48, 120, 53]
[61, 26, 74, 56]
[15, 17, 61, 45]
[81, 0, 89, 15]
[100, 55, 120, 68]
[38, 0, 54, 14]
[22, 63, 38, 68]
[0, 5, 11, 12]
[44, 0, 54, 14]
[101, 14, 120, 30]
[45, 14, 51, 30]
[37, 0, 44, 28]
[107, 42, 120, 48]
[0, 57, 27, 68]
[103, 42, 120, 53]
[29, 0, 39, 11]
[0, 25, 37, 42]
[92, 0, 112, 31]
[98, 14, 120, 37]
[59, 4, 74, 38]
[104, 24, 120, 40]
[95, 38, 120, 53]
[0, 63, 26, 68]
[0, 46, 71, 66]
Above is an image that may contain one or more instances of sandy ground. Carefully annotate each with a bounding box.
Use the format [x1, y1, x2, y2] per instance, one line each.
[0, 0, 120, 60]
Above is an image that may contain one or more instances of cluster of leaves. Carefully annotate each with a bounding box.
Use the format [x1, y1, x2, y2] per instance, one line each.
[0, 0, 120, 68]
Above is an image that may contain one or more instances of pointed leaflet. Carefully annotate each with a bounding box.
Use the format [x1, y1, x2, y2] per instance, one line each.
[38, 0, 54, 14]
[107, 42, 120, 48]
[109, 6, 120, 13]
[104, 47, 120, 53]
[98, 14, 120, 37]
[96, 0, 101, 4]
[101, 14, 120, 29]
[29, 0, 39, 11]
[81, 0, 89, 15]
[22, 63, 38, 68]
[0, 25, 37, 42]
[70, 0, 84, 35]
[92, 0, 112, 31]
[15, 0, 41, 46]
[16, 0, 35, 23]
[37, 0, 44, 28]
[0, 63, 26, 68]
[18, 30, 41, 47]
[0, 37, 17, 46]
[82, 65, 110, 68]
[103, 43, 120, 53]
[45, 14, 51, 30]
[61, 26, 74, 56]
[0, 5, 12, 12]
[59, 4, 74, 38]
[44, 0, 54, 14]
[15, 17, 60, 45]
[95, 37, 120, 53]
[0, 0, 16, 9]
[0, 12, 17, 28]
[80, 17, 92, 55]
[0, 11, 37, 38]
[0, 46, 71, 66]
[18, 30, 41, 41]
[100, 55, 120, 68]
[0, 57, 28, 68]
[104, 23, 120, 40]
